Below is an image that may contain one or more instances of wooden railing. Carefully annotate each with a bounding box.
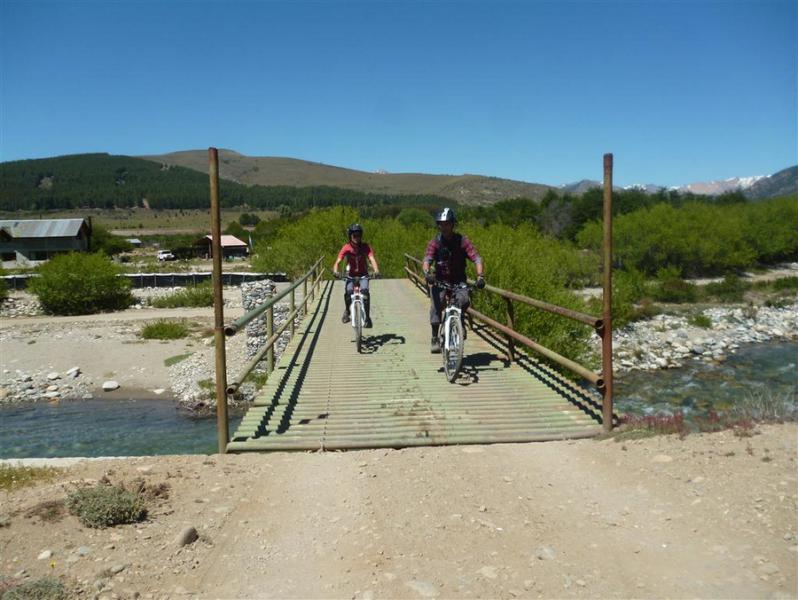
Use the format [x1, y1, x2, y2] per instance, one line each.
[404, 253, 613, 422]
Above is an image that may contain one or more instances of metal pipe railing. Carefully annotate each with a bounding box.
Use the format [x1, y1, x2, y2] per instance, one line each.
[224, 257, 324, 395]
[224, 257, 324, 336]
[404, 253, 606, 390]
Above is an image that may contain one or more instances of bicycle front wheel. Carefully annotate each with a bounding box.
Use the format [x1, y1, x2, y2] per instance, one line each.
[443, 317, 464, 383]
[353, 302, 362, 353]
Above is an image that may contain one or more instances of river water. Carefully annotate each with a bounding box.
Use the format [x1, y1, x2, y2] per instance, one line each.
[1, 342, 796, 458]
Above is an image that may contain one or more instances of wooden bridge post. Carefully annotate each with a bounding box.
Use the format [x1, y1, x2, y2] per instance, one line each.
[602, 153, 614, 431]
[504, 297, 516, 362]
[209, 147, 229, 452]
[303, 278, 308, 316]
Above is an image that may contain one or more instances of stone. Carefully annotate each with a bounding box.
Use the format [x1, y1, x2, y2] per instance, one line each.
[102, 381, 120, 391]
[175, 526, 199, 546]
[46, 372, 60, 380]
[535, 546, 556, 560]
[38, 549, 53, 560]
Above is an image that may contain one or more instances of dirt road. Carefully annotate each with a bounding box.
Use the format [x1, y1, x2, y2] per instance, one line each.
[2, 424, 796, 599]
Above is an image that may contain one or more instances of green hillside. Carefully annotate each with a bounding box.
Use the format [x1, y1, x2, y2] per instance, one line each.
[0, 153, 452, 212]
[141, 149, 553, 204]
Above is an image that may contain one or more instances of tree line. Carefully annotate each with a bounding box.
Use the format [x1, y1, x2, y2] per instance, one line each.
[0, 153, 453, 212]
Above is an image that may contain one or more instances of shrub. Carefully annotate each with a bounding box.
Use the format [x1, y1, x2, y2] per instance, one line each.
[140, 320, 189, 340]
[28, 253, 133, 315]
[704, 275, 749, 302]
[0, 277, 7, 303]
[651, 276, 698, 304]
[151, 283, 213, 308]
[66, 484, 147, 528]
[688, 313, 712, 328]
[773, 276, 798, 291]
[2, 577, 66, 600]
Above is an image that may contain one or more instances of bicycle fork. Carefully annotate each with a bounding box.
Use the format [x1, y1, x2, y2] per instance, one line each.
[442, 308, 461, 351]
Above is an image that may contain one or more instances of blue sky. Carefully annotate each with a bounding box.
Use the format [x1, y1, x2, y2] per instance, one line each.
[1, 0, 795, 187]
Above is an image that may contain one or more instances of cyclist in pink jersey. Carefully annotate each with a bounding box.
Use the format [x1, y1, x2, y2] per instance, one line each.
[332, 223, 381, 328]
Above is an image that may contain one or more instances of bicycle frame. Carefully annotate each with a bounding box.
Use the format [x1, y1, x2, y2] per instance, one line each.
[434, 281, 472, 382]
[345, 276, 369, 329]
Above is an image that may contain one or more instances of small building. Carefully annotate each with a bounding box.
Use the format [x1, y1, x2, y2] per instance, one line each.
[125, 238, 143, 248]
[0, 218, 92, 267]
[194, 234, 249, 259]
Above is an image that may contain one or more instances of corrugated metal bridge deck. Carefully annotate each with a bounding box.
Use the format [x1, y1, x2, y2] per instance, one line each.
[228, 279, 605, 452]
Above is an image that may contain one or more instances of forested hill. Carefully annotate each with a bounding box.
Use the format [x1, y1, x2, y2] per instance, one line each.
[0, 153, 453, 212]
[141, 149, 553, 204]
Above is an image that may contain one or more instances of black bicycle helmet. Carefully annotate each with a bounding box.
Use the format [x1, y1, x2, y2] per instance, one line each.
[435, 207, 456, 223]
[347, 223, 364, 238]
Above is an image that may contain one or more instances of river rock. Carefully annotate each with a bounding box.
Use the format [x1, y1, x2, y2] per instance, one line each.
[175, 526, 199, 546]
[102, 381, 120, 391]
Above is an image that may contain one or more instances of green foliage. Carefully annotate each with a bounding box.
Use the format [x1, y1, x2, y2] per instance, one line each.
[252, 207, 361, 277]
[90, 224, 132, 255]
[0, 277, 7, 303]
[703, 275, 749, 302]
[150, 283, 213, 308]
[688, 313, 713, 328]
[605, 268, 656, 327]
[577, 197, 798, 276]
[0, 153, 452, 211]
[773, 276, 798, 291]
[66, 484, 147, 528]
[395, 207, 432, 228]
[239, 212, 261, 226]
[224, 221, 247, 240]
[140, 319, 189, 340]
[650, 276, 699, 304]
[0, 464, 58, 492]
[2, 577, 66, 600]
[28, 253, 133, 315]
[465, 223, 597, 362]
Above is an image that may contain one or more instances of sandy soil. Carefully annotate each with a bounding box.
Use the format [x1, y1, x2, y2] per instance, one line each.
[1, 284, 797, 599]
[1, 424, 796, 599]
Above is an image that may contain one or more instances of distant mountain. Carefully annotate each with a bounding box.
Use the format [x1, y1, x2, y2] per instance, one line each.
[558, 167, 797, 200]
[558, 179, 602, 194]
[745, 166, 798, 199]
[678, 175, 768, 196]
[141, 150, 553, 205]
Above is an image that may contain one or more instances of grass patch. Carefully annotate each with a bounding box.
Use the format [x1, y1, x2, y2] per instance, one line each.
[140, 320, 189, 340]
[703, 275, 750, 302]
[0, 464, 59, 492]
[66, 483, 147, 529]
[151, 283, 214, 308]
[687, 313, 712, 328]
[164, 352, 192, 367]
[772, 276, 798, 291]
[1, 577, 67, 600]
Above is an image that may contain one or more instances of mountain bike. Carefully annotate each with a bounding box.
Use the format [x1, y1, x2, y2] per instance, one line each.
[343, 275, 374, 353]
[435, 281, 473, 382]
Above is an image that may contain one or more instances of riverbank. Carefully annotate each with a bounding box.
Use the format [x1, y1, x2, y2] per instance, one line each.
[1, 423, 796, 598]
[608, 300, 798, 372]
[0, 282, 296, 411]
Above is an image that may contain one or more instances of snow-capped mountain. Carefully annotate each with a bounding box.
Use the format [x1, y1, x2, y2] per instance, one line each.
[559, 174, 776, 197]
[676, 175, 768, 196]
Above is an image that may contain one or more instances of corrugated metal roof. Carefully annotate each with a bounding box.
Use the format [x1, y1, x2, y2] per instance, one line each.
[201, 234, 248, 247]
[0, 219, 87, 238]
